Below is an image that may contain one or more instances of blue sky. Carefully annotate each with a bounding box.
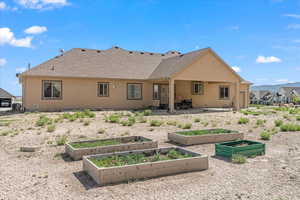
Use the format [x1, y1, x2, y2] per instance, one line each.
[1, 0, 300, 96]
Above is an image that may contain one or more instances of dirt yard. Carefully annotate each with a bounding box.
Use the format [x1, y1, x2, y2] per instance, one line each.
[0, 106, 300, 200]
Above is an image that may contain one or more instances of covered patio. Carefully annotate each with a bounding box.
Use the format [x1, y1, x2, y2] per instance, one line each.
[152, 78, 245, 113]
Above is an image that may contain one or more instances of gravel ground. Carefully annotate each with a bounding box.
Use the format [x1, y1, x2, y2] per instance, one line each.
[0, 107, 300, 200]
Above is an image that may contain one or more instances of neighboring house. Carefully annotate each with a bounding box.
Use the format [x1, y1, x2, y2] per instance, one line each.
[279, 87, 300, 103]
[19, 46, 251, 112]
[0, 88, 14, 107]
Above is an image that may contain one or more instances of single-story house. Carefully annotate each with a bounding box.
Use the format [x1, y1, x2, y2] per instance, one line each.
[279, 87, 300, 103]
[0, 88, 14, 107]
[19, 46, 251, 112]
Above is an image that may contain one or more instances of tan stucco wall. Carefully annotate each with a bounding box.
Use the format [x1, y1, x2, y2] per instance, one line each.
[22, 76, 154, 111]
[173, 52, 239, 82]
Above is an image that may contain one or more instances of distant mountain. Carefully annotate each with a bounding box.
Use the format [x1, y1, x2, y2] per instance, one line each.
[251, 82, 300, 92]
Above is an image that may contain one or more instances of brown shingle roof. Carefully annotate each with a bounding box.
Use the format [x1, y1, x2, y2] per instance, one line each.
[22, 47, 178, 79]
[21, 46, 247, 82]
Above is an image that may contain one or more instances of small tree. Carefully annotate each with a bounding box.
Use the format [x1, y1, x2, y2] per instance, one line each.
[291, 95, 300, 105]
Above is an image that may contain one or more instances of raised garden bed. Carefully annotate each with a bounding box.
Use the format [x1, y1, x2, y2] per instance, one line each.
[83, 147, 208, 186]
[215, 140, 265, 158]
[168, 129, 243, 145]
[65, 136, 157, 160]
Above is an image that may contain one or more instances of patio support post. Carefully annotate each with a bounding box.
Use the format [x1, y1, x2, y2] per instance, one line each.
[169, 78, 175, 113]
[234, 82, 240, 111]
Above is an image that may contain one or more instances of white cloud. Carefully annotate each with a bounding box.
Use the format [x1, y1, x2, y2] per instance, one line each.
[287, 24, 300, 29]
[283, 14, 300, 19]
[256, 56, 281, 63]
[16, 67, 26, 73]
[0, 1, 6, 10]
[15, 0, 69, 9]
[276, 79, 290, 83]
[0, 58, 7, 66]
[0, 27, 33, 48]
[231, 66, 241, 72]
[229, 26, 239, 31]
[24, 26, 47, 34]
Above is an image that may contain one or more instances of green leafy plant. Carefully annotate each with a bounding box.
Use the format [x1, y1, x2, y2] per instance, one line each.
[36, 115, 52, 127]
[238, 117, 249, 124]
[182, 123, 192, 129]
[274, 120, 283, 127]
[143, 109, 152, 116]
[256, 119, 266, 126]
[177, 128, 237, 136]
[232, 154, 247, 164]
[280, 124, 300, 132]
[167, 121, 177, 126]
[194, 118, 200, 123]
[47, 124, 56, 132]
[105, 114, 121, 123]
[56, 135, 67, 146]
[150, 120, 164, 127]
[260, 131, 271, 140]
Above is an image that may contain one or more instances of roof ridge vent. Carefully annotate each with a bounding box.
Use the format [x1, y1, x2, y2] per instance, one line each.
[113, 46, 119, 49]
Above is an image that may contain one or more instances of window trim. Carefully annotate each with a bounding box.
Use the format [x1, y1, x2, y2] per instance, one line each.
[191, 81, 204, 95]
[42, 80, 63, 100]
[127, 83, 143, 100]
[219, 85, 230, 100]
[97, 82, 110, 97]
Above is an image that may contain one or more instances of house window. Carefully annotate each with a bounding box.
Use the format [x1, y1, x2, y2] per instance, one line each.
[153, 84, 160, 100]
[219, 86, 230, 99]
[192, 81, 203, 95]
[127, 83, 142, 100]
[42, 80, 62, 99]
[98, 82, 109, 97]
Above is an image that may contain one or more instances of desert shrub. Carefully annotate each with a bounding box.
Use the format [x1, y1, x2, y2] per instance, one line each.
[150, 120, 163, 127]
[120, 116, 136, 126]
[194, 118, 200, 123]
[47, 124, 56, 132]
[137, 116, 147, 123]
[56, 135, 67, 146]
[105, 114, 120, 123]
[232, 154, 247, 164]
[167, 121, 177, 126]
[238, 117, 249, 124]
[288, 108, 300, 115]
[83, 109, 96, 118]
[36, 115, 52, 127]
[0, 130, 11, 136]
[280, 124, 300, 132]
[260, 131, 271, 140]
[97, 129, 105, 134]
[256, 119, 266, 126]
[143, 109, 152, 116]
[83, 121, 90, 126]
[274, 120, 283, 127]
[202, 122, 209, 127]
[182, 123, 192, 129]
